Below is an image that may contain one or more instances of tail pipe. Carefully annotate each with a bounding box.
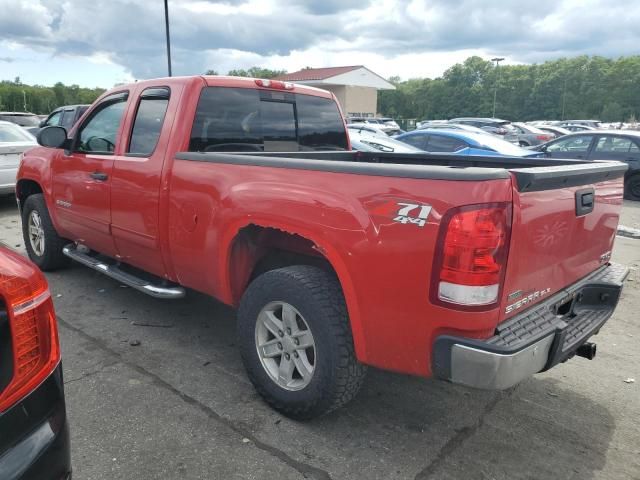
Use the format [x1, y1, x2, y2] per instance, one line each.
[576, 342, 597, 360]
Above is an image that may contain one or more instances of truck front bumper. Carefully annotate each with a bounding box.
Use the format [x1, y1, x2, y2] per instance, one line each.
[432, 263, 629, 390]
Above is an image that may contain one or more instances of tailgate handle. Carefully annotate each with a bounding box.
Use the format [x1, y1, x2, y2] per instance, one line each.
[575, 188, 595, 216]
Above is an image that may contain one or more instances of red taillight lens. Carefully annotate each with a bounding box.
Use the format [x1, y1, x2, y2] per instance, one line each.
[536, 135, 551, 141]
[0, 259, 59, 413]
[431, 204, 511, 309]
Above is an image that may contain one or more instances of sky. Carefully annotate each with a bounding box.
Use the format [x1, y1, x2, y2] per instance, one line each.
[1, 0, 640, 88]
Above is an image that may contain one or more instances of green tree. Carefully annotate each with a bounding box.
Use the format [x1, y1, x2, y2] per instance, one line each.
[226, 67, 287, 79]
[377, 55, 640, 123]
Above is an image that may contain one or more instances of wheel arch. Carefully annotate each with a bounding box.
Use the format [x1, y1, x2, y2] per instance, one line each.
[15, 178, 44, 211]
[222, 221, 368, 363]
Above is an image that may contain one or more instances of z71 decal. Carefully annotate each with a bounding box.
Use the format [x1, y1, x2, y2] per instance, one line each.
[393, 203, 432, 227]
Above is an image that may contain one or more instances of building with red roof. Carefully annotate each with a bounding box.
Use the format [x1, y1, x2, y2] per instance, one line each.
[274, 66, 395, 117]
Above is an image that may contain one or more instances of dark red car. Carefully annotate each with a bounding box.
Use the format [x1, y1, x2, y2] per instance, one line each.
[0, 246, 70, 479]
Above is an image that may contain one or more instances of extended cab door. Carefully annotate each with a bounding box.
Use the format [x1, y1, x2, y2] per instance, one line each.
[110, 86, 174, 277]
[51, 91, 129, 257]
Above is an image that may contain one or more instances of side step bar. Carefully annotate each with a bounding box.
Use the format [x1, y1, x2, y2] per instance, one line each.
[62, 245, 186, 299]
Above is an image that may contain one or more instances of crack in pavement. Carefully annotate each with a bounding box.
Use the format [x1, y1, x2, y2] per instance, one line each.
[414, 389, 515, 480]
[64, 361, 121, 385]
[57, 316, 332, 480]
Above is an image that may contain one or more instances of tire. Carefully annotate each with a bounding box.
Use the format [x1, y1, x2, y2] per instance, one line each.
[237, 265, 366, 420]
[21, 194, 70, 271]
[624, 174, 640, 201]
[519, 141, 530, 147]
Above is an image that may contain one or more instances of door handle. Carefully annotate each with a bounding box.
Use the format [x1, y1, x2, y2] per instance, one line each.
[89, 172, 108, 181]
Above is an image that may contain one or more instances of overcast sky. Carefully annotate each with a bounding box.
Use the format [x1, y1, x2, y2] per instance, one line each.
[1, 0, 639, 88]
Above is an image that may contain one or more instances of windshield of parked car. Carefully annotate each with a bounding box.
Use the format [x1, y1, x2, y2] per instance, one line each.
[468, 132, 536, 155]
[189, 87, 348, 152]
[0, 123, 36, 142]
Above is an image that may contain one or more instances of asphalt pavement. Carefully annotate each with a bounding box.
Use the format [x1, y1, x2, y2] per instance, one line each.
[1, 196, 638, 480]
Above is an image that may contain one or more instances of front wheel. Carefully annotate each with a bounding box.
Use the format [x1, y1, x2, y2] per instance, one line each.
[237, 265, 366, 419]
[21, 194, 70, 271]
[625, 174, 640, 201]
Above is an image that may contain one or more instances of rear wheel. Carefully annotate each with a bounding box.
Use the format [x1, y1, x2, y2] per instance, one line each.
[519, 141, 530, 147]
[237, 265, 366, 419]
[625, 174, 640, 201]
[21, 194, 70, 270]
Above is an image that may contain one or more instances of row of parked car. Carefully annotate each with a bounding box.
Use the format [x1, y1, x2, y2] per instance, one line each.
[347, 116, 640, 200]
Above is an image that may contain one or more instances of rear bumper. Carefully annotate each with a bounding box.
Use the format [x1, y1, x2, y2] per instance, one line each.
[432, 263, 629, 390]
[0, 364, 71, 480]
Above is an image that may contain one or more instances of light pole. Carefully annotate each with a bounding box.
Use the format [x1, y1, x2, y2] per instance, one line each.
[164, 0, 172, 77]
[491, 57, 504, 118]
[22, 90, 27, 111]
[561, 75, 567, 120]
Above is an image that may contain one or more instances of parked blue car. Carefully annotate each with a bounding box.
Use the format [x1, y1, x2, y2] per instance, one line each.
[395, 129, 545, 158]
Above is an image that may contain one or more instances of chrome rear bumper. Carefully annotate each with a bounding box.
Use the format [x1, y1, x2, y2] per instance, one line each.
[432, 263, 629, 390]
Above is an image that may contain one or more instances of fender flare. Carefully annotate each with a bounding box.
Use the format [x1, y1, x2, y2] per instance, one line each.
[219, 218, 369, 363]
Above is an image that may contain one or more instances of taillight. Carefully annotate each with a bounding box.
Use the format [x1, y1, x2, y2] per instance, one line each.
[254, 79, 294, 90]
[431, 203, 511, 310]
[536, 135, 551, 141]
[0, 258, 59, 412]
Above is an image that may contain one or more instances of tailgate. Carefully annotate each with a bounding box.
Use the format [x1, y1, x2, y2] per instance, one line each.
[499, 161, 627, 321]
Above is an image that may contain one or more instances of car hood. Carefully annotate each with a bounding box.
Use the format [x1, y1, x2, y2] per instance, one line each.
[0, 141, 37, 155]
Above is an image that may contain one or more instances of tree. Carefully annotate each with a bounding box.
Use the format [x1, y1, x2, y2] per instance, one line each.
[227, 67, 287, 79]
[205, 70, 218, 75]
[0, 80, 104, 114]
[377, 55, 640, 122]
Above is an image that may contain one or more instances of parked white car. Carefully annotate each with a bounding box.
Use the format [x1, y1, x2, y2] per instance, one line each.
[348, 129, 423, 153]
[0, 121, 37, 194]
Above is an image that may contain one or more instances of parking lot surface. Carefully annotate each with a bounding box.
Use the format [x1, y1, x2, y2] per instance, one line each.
[1, 196, 639, 480]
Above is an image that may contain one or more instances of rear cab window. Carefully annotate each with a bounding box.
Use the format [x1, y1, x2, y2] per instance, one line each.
[188, 87, 348, 152]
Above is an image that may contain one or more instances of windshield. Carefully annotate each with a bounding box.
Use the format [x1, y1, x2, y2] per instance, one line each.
[474, 134, 536, 155]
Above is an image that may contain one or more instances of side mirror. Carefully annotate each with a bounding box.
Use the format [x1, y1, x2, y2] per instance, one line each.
[37, 126, 69, 149]
[39, 119, 47, 127]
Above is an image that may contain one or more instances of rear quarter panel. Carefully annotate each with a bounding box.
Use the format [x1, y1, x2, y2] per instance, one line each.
[167, 160, 513, 376]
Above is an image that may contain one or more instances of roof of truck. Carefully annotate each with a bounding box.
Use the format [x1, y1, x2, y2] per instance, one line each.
[103, 75, 335, 101]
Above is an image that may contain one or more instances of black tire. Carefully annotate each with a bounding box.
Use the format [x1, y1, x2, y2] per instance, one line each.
[624, 174, 640, 201]
[519, 141, 530, 147]
[237, 265, 366, 420]
[21, 194, 70, 271]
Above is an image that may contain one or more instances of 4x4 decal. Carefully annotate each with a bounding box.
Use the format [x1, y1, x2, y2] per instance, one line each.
[393, 203, 432, 227]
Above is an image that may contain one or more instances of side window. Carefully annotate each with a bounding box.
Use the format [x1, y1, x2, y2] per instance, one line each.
[547, 135, 593, 153]
[425, 135, 467, 152]
[595, 136, 635, 154]
[60, 110, 76, 130]
[400, 134, 427, 149]
[45, 111, 62, 126]
[77, 94, 128, 154]
[128, 88, 170, 156]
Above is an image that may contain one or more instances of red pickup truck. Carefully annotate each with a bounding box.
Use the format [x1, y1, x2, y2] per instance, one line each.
[17, 76, 629, 419]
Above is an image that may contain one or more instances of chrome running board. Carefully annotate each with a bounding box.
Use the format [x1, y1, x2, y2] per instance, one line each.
[62, 244, 185, 299]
